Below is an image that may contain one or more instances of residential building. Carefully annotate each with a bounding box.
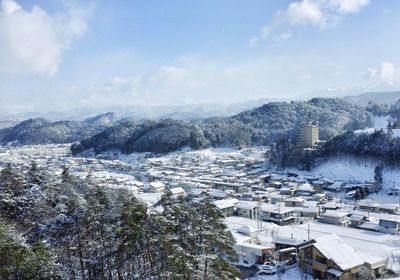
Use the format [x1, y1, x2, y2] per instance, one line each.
[261, 204, 297, 225]
[378, 218, 400, 234]
[236, 201, 259, 220]
[213, 198, 239, 217]
[284, 197, 305, 207]
[169, 187, 186, 198]
[149, 181, 166, 192]
[298, 234, 364, 280]
[318, 211, 350, 226]
[349, 213, 367, 228]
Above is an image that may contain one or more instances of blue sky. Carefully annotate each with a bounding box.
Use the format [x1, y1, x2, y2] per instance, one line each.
[1, 0, 400, 113]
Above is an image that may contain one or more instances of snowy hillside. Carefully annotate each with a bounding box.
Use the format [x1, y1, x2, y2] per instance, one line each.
[310, 156, 400, 190]
[355, 115, 400, 137]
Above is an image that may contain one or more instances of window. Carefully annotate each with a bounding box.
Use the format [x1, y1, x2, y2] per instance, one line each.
[315, 255, 326, 264]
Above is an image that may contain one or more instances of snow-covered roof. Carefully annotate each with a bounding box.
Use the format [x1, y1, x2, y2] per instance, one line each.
[214, 198, 239, 210]
[208, 189, 228, 198]
[232, 232, 252, 243]
[297, 183, 314, 191]
[190, 188, 206, 196]
[149, 181, 165, 189]
[322, 201, 338, 209]
[379, 204, 399, 211]
[236, 201, 258, 210]
[321, 211, 348, 218]
[358, 201, 379, 208]
[136, 193, 162, 206]
[313, 234, 364, 271]
[349, 214, 366, 221]
[169, 187, 185, 195]
[285, 197, 305, 203]
[357, 252, 386, 268]
[303, 201, 318, 208]
[261, 203, 280, 213]
[273, 235, 308, 246]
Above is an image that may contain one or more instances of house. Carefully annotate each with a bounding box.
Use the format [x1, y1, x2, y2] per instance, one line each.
[313, 180, 327, 189]
[189, 188, 207, 198]
[273, 235, 312, 263]
[169, 187, 186, 198]
[236, 201, 259, 220]
[312, 193, 326, 203]
[293, 207, 319, 219]
[349, 213, 367, 228]
[357, 201, 379, 212]
[284, 197, 305, 207]
[270, 193, 287, 204]
[298, 234, 364, 280]
[149, 181, 166, 192]
[269, 181, 282, 189]
[213, 198, 239, 217]
[273, 235, 310, 250]
[234, 242, 275, 267]
[322, 201, 340, 211]
[279, 187, 296, 196]
[253, 191, 270, 201]
[303, 200, 319, 208]
[208, 189, 230, 200]
[345, 190, 357, 199]
[358, 252, 387, 279]
[296, 183, 316, 196]
[261, 204, 297, 225]
[378, 204, 399, 214]
[240, 192, 254, 201]
[318, 211, 350, 226]
[378, 218, 400, 234]
[325, 181, 344, 192]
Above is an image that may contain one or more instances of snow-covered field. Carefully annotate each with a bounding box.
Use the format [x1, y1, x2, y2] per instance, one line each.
[355, 115, 400, 137]
[301, 156, 400, 191]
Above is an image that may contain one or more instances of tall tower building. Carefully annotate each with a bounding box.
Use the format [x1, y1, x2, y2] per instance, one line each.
[299, 122, 319, 148]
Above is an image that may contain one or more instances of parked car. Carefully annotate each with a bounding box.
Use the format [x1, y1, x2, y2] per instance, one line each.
[256, 268, 277, 275]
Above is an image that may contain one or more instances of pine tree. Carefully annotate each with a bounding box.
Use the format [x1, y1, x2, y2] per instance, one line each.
[0, 220, 59, 279]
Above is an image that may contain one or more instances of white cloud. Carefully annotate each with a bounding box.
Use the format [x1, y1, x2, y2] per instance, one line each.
[248, 37, 259, 49]
[72, 55, 341, 108]
[368, 62, 400, 86]
[272, 32, 292, 42]
[147, 66, 189, 87]
[329, 0, 370, 14]
[285, 0, 325, 27]
[255, 0, 369, 43]
[0, 0, 92, 76]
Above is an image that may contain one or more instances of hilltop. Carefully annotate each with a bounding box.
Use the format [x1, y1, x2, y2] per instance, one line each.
[71, 98, 371, 155]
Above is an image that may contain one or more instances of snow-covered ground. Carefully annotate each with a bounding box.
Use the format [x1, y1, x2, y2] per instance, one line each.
[355, 115, 400, 137]
[373, 116, 390, 130]
[299, 156, 400, 191]
[224, 216, 279, 233]
[249, 265, 304, 280]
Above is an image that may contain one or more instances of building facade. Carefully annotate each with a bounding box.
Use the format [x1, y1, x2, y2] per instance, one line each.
[299, 122, 319, 148]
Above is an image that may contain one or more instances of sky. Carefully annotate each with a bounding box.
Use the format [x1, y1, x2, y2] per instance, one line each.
[1, 0, 400, 114]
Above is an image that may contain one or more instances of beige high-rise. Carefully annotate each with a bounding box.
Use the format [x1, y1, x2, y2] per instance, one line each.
[299, 122, 319, 148]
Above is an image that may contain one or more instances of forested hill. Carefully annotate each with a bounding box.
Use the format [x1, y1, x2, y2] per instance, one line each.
[71, 98, 372, 155]
[0, 113, 119, 145]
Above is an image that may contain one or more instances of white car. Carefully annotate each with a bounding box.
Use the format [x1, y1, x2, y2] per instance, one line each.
[255, 267, 277, 275]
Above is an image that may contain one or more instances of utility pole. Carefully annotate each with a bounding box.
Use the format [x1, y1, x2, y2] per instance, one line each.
[307, 223, 310, 241]
[257, 197, 262, 231]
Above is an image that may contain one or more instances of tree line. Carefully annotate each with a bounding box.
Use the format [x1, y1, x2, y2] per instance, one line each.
[0, 162, 238, 279]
